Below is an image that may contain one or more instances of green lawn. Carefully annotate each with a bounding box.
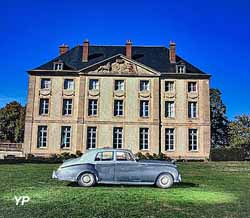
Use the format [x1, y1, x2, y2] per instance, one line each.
[0, 162, 250, 218]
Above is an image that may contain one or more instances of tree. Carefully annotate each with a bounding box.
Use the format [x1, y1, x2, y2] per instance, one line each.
[210, 88, 229, 148]
[0, 101, 26, 143]
[229, 115, 250, 146]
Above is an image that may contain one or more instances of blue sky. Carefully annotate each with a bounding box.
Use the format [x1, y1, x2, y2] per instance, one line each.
[0, 0, 249, 119]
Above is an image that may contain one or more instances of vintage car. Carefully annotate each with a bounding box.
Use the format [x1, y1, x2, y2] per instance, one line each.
[52, 148, 181, 188]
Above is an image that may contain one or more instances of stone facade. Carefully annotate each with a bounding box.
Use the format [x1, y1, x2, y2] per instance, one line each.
[24, 42, 211, 160]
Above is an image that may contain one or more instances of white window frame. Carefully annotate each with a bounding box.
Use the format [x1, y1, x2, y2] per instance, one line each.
[113, 127, 123, 149]
[188, 82, 197, 92]
[114, 100, 123, 116]
[139, 128, 149, 150]
[53, 62, 63, 71]
[88, 99, 98, 116]
[63, 99, 73, 115]
[165, 81, 174, 92]
[115, 80, 125, 91]
[61, 126, 71, 148]
[176, 65, 186, 73]
[39, 98, 49, 115]
[41, 78, 51, 89]
[140, 80, 150, 91]
[140, 100, 149, 117]
[189, 129, 198, 151]
[64, 79, 74, 90]
[188, 102, 198, 119]
[89, 79, 99, 90]
[165, 128, 175, 151]
[37, 126, 47, 148]
[165, 101, 175, 118]
[87, 127, 97, 149]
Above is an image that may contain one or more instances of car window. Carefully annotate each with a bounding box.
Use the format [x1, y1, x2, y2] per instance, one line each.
[95, 151, 114, 161]
[116, 151, 134, 161]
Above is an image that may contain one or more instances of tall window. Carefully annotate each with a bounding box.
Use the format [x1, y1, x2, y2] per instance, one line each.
[62, 99, 73, 115]
[139, 128, 149, 150]
[165, 81, 174, 92]
[113, 127, 123, 149]
[165, 128, 175, 151]
[140, 80, 150, 91]
[188, 82, 197, 92]
[189, 129, 198, 151]
[176, 65, 185, 73]
[61, 126, 71, 148]
[140, 100, 149, 117]
[53, 62, 63, 71]
[87, 127, 97, 149]
[188, 102, 197, 118]
[64, 79, 74, 90]
[88, 99, 98, 116]
[41, 79, 51, 89]
[37, 126, 47, 148]
[89, 79, 99, 90]
[114, 80, 125, 91]
[165, 101, 175, 118]
[114, 100, 123, 116]
[39, 98, 49, 115]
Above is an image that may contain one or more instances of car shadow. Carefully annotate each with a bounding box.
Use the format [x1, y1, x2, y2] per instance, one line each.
[67, 182, 199, 189]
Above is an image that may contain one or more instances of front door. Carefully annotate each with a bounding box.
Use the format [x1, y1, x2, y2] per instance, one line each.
[114, 151, 141, 182]
[95, 151, 115, 182]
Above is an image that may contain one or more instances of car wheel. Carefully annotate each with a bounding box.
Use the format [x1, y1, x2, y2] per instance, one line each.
[77, 173, 96, 187]
[156, 173, 174, 188]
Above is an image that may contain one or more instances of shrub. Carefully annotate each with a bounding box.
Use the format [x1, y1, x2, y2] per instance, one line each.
[210, 147, 245, 161]
[76, 150, 83, 157]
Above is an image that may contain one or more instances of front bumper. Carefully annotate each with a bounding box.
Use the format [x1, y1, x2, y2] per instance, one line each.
[52, 170, 58, 179]
[177, 174, 182, 183]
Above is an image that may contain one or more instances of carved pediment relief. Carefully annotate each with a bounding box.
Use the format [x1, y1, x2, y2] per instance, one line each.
[95, 58, 138, 74]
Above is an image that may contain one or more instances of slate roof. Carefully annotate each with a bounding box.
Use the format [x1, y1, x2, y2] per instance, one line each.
[34, 45, 207, 75]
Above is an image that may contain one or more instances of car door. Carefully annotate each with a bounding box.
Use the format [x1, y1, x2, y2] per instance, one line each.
[114, 151, 141, 182]
[95, 151, 115, 182]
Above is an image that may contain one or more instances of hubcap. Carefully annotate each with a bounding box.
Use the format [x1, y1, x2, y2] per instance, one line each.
[82, 175, 91, 183]
[161, 176, 169, 185]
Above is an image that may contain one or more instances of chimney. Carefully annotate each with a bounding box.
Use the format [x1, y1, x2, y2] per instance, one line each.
[169, 41, 176, 63]
[126, 40, 132, 59]
[59, 44, 69, 55]
[82, 39, 89, 62]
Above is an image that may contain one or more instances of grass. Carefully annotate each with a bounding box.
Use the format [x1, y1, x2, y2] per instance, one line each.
[0, 162, 250, 218]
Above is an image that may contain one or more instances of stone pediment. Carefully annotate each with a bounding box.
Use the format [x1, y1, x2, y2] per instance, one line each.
[80, 55, 160, 76]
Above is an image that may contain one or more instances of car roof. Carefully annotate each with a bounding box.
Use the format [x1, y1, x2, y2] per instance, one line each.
[87, 148, 132, 153]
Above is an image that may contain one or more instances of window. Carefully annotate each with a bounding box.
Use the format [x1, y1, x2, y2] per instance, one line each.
[114, 100, 123, 116]
[88, 99, 98, 116]
[140, 100, 149, 117]
[41, 79, 51, 89]
[176, 65, 185, 73]
[39, 98, 49, 115]
[116, 151, 134, 161]
[165, 101, 175, 118]
[114, 80, 125, 91]
[61, 126, 71, 148]
[95, 151, 113, 161]
[64, 79, 74, 90]
[188, 102, 198, 118]
[188, 82, 197, 92]
[139, 128, 149, 150]
[37, 126, 47, 148]
[140, 80, 150, 91]
[113, 127, 123, 149]
[165, 128, 175, 151]
[89, 79, 99, 90]
[53, 62, 63, 71]
[87, 127, 97, 149]
[189, 129, 198, 151]
[62, 99, 73, 115]
[165, 81, 174, 92]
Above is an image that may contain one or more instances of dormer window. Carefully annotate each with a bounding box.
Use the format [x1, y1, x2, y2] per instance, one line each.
[176, 65, 186, 73]
[53, 62, 63, 71]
